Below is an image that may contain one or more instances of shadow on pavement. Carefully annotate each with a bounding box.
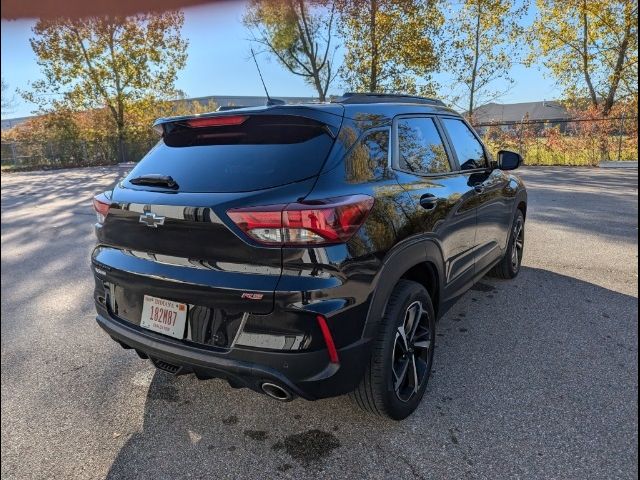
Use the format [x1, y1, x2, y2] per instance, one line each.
[519, 168, 638, 244]
[104, 266, 638, 480]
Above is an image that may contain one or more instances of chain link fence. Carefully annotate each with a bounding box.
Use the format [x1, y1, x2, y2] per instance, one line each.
[473, 116, 638, 166]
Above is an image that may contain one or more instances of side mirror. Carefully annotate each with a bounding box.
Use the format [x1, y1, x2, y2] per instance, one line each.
[497, 150, 523, 170]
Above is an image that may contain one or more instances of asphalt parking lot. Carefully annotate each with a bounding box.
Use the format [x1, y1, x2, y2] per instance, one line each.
[1, 166, 638, 479]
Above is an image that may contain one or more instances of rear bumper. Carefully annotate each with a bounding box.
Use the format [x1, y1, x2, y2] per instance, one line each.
[96, 310, 371, 400]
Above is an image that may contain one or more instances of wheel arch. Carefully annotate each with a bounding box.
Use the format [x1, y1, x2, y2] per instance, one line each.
[514, 186, 527, 220]
[517, 200, 527, 219]
[400, 262, 440, 316]
[362, 238, 445, 340]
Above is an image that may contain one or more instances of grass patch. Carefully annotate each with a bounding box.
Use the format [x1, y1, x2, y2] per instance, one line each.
[485, 135, 637, 166]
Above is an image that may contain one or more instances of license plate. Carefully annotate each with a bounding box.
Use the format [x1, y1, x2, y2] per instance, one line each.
[140, 295, 188, 339]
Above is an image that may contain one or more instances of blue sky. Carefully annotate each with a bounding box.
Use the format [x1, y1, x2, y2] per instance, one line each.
[1, 0, 562, 119]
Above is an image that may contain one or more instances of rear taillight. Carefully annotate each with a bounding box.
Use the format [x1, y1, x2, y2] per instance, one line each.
[93, 193, 111, 224]
[227, 195, 374, 246]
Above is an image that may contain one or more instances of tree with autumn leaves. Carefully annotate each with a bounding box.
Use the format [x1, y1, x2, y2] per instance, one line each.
[8, 1, 638, 168]
[21, 2, 639, 117]
[20, 12, 188, 162]
[337, 0, 444, 95]
[245, 0, 445, 98]
[529, 0, 637, 117]
[244, 0, 339, 102]
[246, 0, 636, 115]
[442, 0, 528, 121]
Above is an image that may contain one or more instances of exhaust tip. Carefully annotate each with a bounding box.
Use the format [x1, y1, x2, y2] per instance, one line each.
[261, 382, 293, 402]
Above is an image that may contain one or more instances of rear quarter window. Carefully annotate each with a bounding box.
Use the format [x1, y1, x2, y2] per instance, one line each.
[344, 129, 391, 183]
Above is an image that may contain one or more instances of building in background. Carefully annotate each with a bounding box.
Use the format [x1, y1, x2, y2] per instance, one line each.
[1, 116, 35, 131]
[471, 100, 569, 124]
[470, 100, 571, 135]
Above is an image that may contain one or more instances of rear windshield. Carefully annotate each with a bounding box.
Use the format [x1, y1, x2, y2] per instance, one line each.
[124, 115, 335, 193]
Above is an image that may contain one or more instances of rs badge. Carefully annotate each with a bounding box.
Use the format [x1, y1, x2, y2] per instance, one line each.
[241, 293, 264, 300]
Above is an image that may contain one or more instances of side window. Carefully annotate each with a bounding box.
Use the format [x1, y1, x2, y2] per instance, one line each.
[345, 129, 391, 182]
[397, 117, 451, 175]
[441, 118, 487, 170]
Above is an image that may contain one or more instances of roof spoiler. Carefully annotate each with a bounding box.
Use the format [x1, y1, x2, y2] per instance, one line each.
[152, 105, 344, 137]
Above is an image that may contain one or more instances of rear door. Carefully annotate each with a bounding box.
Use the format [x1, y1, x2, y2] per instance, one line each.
[391, 115, 478, 299]
[94, 110, 342, 316]
[439, 117, 514, 275]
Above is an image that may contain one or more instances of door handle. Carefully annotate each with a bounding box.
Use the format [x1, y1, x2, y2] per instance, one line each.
[419, 194, 438, 210]
[474, 183, 485, 194]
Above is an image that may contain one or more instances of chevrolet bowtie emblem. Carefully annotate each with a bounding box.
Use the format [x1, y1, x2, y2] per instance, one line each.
[139, 211, 165, 228]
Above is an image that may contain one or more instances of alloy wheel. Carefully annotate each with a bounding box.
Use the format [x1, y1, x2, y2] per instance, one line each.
[511, 217, 524, 270]
[391, 301, 432, 402]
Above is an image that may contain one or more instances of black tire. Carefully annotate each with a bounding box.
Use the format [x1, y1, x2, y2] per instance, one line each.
[489, 209, 525, 279]
[350, 279, 435, 420]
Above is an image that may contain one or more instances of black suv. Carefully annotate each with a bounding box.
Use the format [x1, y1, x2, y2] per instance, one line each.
[92, 93, 526, 420]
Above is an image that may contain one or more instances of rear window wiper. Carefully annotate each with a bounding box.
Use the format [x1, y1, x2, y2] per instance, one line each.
[129, 174, 179, 189]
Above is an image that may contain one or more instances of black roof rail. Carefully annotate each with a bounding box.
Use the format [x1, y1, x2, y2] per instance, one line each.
[332, 92, 445, 106]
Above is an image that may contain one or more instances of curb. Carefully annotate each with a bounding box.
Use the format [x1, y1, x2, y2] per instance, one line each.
[599, 161, 638, 169]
